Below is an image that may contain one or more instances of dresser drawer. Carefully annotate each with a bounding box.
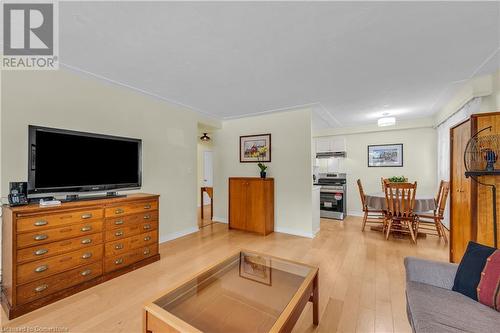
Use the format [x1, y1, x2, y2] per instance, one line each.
[17, 244, 103, 285]
[105, 220, 157, 242]
[17, 220, 103, 249]
[17, 261, 102, 305]
[105, 230, 157, 257]
[104, 200, 158, 218]
[104, 244, 158, 273]
[17, 208, 103, 233]
[17, 233, 103, 264]
[105, 211, 158, 230]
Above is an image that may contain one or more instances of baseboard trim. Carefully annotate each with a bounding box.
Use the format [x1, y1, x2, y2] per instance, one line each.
[348, 211, 364, 217]
[275, 226, 314, 239]
[159, 226, 199, 244]
[212, 216, 228, 224]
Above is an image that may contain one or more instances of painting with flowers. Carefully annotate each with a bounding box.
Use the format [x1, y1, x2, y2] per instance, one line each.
[240, 134, 271, 163]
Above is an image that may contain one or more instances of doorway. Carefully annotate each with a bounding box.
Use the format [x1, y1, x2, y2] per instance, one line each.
[198, 136, 214, 228]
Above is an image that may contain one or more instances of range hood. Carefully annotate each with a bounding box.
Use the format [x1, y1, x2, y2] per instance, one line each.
[316, 151, 346, 158]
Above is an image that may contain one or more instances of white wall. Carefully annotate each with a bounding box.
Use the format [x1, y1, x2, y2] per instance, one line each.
[213, 109, 314, 237]
[316, 127, 437, 215]
[1, 69, 220, 242]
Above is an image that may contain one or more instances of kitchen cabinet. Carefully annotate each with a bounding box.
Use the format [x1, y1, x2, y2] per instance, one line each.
[314, 136, 346, 153]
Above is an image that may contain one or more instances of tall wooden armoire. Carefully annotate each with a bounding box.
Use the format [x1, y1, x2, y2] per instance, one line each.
[450, 112, 500, 262]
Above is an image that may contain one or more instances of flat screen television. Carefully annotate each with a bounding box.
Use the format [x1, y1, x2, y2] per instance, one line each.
[28, 125, 142, 196]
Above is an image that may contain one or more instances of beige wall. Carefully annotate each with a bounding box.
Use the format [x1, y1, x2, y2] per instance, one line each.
[1, 69, 219, 242]
[213, 109, 314, 237]
[317, 127, 437, 215]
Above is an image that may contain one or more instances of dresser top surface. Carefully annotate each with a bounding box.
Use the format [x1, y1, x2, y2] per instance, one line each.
[3, 193, 159, 214]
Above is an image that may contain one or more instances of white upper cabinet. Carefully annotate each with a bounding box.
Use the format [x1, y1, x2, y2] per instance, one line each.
[315, 136, 346, 153]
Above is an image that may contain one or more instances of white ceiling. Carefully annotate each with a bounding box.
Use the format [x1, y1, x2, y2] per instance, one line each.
[59, 1, 500, 127]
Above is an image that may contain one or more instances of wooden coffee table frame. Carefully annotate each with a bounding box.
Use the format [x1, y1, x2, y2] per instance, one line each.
[143, 250, 319, 333]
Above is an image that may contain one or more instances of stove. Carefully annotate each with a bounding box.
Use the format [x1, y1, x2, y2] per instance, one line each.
[316, 173, 347, 220]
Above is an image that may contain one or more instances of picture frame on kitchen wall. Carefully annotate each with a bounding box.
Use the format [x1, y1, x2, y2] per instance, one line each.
[368, 143, 403, 167]
[240, 133, 271, 163]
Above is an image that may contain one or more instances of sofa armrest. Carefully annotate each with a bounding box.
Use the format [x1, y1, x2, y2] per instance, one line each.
[404, 257, 458, 290]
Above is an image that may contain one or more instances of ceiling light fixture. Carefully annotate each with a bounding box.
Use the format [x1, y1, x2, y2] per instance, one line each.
[378, 117, 396, 127]
[200, 133, 211, 141]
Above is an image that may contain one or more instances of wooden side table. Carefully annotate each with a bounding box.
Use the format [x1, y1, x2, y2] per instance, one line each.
[200, 187, 213, 220]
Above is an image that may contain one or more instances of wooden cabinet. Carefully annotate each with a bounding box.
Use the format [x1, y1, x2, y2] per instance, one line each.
[450, 119, 473, 263]
[229, 178, 274, 235]
[450, 112, 500, 263]
[1, 193, 160, 319]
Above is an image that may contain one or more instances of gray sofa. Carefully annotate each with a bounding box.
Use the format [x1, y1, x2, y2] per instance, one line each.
[405, 257, 500, 333]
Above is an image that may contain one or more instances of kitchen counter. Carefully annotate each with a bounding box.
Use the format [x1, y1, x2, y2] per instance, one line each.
[312, 186, 320, 236]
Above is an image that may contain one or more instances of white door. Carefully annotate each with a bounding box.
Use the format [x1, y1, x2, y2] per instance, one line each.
[203, 151, 213, 205]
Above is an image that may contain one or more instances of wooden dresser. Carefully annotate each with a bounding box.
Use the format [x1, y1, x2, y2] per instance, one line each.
[1, 193, 160, 319]
[228, 177, 274, 235]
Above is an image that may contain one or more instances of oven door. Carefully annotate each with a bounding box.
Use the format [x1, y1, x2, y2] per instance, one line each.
[320, 189, 344, 219]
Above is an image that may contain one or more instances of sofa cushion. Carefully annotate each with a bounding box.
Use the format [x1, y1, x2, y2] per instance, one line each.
[453, 241, 496, 300]
[407, 281, 500, 333]
[477, 250, 500, 311]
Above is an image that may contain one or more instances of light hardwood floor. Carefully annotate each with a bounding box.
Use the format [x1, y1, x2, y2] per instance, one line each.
[1, 216, 448, 332]
[198, 204, 214, 228]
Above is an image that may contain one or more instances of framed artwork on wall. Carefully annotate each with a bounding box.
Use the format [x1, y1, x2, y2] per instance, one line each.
[240, 133, 271, 163]
[368, 144, 403, 167]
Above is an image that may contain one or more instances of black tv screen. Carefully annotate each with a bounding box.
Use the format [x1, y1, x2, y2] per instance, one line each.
[28, 126, 141, 194]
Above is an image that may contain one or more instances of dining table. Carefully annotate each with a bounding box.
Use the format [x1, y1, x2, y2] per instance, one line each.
[364, 192, 436, 236]
[365, 192, 436, 212]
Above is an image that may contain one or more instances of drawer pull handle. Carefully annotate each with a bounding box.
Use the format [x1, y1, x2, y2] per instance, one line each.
[34, 234, 48, 241]
[34, 248, 48, 256]
[114, 243, 124, 250]
[144, 204, 152, 209]
[115, 208, 124, 214]
[114, 220, 124, 225]
[81, 225, 92, 232]
[144, 236, 151, 241]
[81, 213, 93, 219]
[115, 258, 124, 265]
[81, 252, 92, 259]
[143, 248, 150, 255]
[80, 269, 92, 276]
[34, 284, 48, 293]
[81, 238, 92, 244]
[34, 220, 48, 226]
[115, 230, 124, 237]
[143, 224, 151, 230]
[35, 265, 48, 273]
[143, 214, 151, 220]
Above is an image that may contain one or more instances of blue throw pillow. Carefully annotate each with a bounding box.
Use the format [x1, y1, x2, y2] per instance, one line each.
[452, 241, 497, 300]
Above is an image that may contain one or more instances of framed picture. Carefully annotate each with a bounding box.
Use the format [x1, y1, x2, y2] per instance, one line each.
[368, 144, 403, 167]
[240, 133, 271, 163]
[239, 252, 272, 286]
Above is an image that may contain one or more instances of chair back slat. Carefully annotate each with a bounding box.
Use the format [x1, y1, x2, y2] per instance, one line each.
[435, 180, 444, 207]
[437, 181, 450, 217]
[357, 179, 367, 210]
[384, 182, 417, 218]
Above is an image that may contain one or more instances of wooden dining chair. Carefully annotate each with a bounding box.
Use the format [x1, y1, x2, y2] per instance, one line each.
[416, 181, 449, 243]
[381, 177, 387, 192]
[357, 179, 385, 231]
[384, 181, 418, 243]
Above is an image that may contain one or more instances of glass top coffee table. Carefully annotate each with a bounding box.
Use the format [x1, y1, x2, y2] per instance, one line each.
[143, 250, 319, 333]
